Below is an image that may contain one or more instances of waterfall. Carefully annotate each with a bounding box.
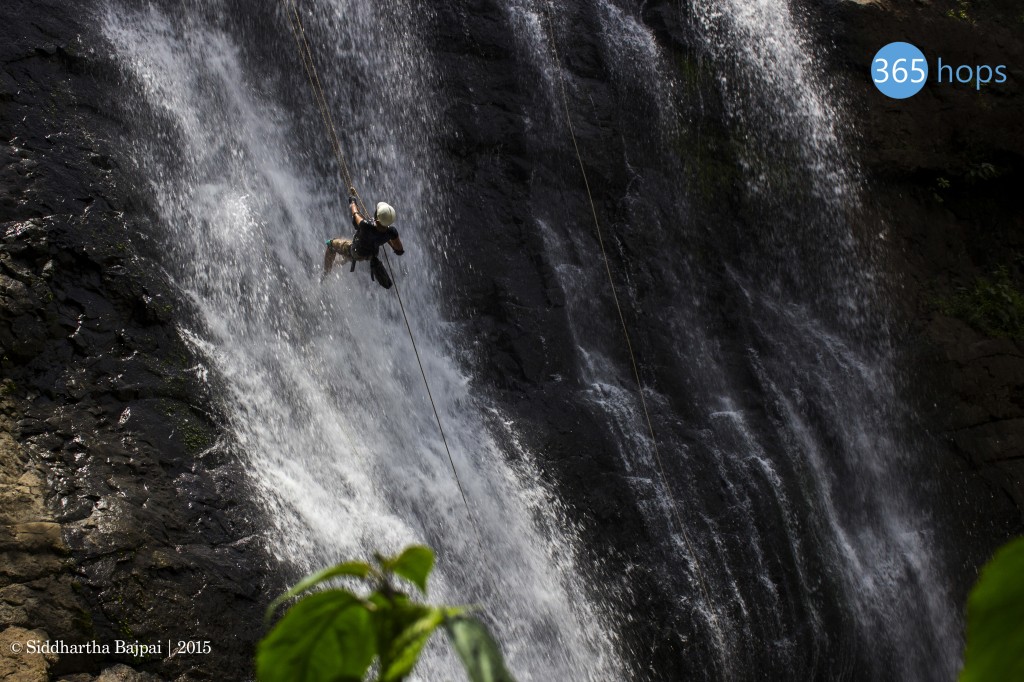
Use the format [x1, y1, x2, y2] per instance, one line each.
[687, 2, 960, 678]
[505, 0, 959, 679]
[99, 0, 960, 679]
[102, 1, 625, 679]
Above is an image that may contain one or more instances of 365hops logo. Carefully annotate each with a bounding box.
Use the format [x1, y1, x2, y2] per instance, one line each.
[871, 41, 1009, 99]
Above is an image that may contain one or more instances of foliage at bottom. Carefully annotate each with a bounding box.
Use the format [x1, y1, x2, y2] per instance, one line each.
[257, 545, 517, 682]
[960, 536, 1024, 681]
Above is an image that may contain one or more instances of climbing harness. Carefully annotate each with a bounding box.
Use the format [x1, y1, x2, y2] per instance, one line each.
[283, 0, 473, 518]
[369, 256, 392, 289]
[540, 0, 725, 647]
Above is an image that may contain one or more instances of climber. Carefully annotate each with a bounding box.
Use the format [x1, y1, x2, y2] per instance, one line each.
[322, 187, 405, 289]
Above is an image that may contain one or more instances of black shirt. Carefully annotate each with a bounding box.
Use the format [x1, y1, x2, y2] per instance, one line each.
[351, 216, 399, 258]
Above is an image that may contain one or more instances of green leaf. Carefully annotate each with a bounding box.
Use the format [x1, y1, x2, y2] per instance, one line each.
[381, 546, 435, 594]
[960, 536, 1024, 682]
[445, 616, 517, 682]
[379, 606, 451, 682]
[368, 593, 423, 678]
[256, 590, 375, 682]
[265, 561, 372, 622]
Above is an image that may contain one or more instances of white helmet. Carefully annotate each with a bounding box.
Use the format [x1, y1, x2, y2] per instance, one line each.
[375, 202, 396, 227]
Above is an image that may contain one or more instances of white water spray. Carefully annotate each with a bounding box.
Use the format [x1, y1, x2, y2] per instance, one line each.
[102, 2, 626, 679]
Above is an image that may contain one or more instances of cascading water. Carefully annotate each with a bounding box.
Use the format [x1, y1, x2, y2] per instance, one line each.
[505, 0, 959, 679]
[99, 0, 962, 679]
[102, 1, 626, 679]
[687, 2, 960, 678]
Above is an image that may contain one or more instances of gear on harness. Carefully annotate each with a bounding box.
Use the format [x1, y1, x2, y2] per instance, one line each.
[345, 250, 392, 289]
[370, 256, 392, 289]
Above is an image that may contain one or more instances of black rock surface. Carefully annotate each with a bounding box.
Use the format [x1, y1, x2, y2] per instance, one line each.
[1, 2, 275, 679]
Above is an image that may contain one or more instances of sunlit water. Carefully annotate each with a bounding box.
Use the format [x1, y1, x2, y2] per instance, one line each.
[101, 0, 958, 679]
[102, 1, 626, 679]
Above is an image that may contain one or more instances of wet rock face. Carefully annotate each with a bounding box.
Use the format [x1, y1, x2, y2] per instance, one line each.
[0, 2, 274, 680]
[428, 3, 690, 674]
[822, 2, 1024, 527]
[431, 0, 1023, 677]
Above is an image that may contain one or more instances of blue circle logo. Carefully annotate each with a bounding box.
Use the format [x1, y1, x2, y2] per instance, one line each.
[871, 42, 929, 99]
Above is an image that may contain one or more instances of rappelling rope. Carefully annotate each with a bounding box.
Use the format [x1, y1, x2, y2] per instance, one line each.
[540, 0, 724, 642]
[284, 0, 359, 206]
[381, 249, 473, 517]
[283, 0, 474, 519]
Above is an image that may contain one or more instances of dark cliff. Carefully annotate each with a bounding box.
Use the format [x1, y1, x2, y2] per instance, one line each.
[824, 0, 1023, 537]
[0, 0, 1021, 681]
[0, 2, 273, 679]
